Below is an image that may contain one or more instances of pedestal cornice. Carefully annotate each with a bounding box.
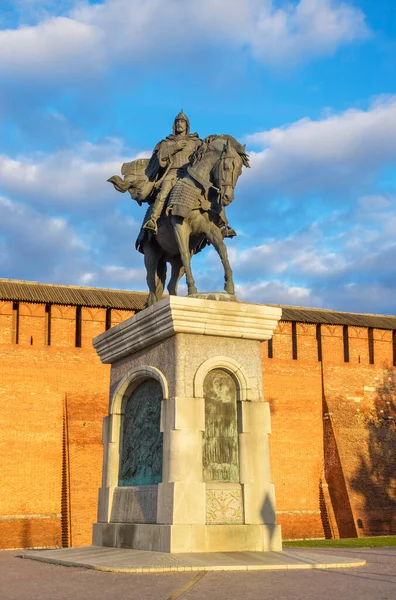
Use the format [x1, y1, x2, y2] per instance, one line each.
[93, 296, 282, 364]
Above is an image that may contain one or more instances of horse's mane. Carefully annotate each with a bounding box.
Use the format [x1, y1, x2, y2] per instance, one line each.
[190, 134, 250, 168]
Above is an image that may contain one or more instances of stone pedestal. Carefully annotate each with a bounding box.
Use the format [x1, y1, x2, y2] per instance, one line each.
[92, 296, 282, 552]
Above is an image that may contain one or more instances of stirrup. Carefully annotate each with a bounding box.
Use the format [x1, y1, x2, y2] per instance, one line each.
[143, 219, 158, 233]
[222, 226, 237, 238]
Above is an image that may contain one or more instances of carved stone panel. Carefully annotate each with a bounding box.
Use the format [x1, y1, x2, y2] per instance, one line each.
[206, 483, 243, 524]
[203, 369, 239, 482]
[119, 378, 163, 486]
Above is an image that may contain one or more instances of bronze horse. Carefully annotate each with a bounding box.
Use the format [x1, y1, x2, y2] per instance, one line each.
[109, 135, 249, 305]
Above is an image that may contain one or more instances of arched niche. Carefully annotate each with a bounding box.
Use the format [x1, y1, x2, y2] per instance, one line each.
[202, 368, 240, 483]
[119, 378, 163, 486]
[193, 356, 250, 401]
[105, 366, 168, 489]
[110, 366, 169, 416]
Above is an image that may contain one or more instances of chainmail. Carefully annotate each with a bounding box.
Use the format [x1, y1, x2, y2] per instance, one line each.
[167, 177, 202, 218]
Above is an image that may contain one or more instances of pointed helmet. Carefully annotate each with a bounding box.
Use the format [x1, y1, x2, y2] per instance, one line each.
[172, 109, 190, 134]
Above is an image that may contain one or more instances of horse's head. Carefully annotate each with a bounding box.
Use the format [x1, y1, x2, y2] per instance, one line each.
[204, 135, 250, 206]
[188, 134, 249, 208]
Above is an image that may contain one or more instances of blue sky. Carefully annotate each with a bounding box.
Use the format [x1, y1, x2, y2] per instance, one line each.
[1, 0, 396, 313]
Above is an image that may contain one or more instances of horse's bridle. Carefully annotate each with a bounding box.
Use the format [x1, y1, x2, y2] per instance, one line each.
[212, 143, 240, 206]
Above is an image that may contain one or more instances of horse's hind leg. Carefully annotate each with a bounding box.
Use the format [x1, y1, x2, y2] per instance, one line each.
[205, 225, 235, 295]
[167, 257, 184, 296]
[143, 243, 162, 305]
[156, 257, 167, 300]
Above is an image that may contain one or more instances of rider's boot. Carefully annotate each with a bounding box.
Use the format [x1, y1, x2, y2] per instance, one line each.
[219, 207, 237, 238]
[143, 197, 166, 233]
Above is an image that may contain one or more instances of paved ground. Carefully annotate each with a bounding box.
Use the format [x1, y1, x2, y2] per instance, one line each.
[1, 547, 396, 600]
[20, 545, 366, 572]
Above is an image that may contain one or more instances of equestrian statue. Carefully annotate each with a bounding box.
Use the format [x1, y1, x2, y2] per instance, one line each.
[108, 111, 250, 305]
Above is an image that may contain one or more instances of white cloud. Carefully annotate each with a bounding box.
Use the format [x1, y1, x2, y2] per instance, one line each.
[227, 192, 396, 313]
[0, 138, 153, 287]
[0, 138, 135, 209]
[235, 280, 313, 305]
[0, 0, 369, 84]
[244, 97, 396, 196]
[230, 225, 348, 280]
[0, 16, 104, 81]
[0, 190, 148, 287]
[101, 265, 145, 284]
[0, 194, 82, 246]
[2, 177, 396, 313]
[5, 1, 80, 24]
[76, 265, 146, 288]
[250, 0, 369, 64]
[0, 194, 85, 276]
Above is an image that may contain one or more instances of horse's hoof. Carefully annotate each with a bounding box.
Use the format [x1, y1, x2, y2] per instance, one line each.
[146, 293, 157, 306]
[224, 285, 235, 295]
[188, 287, 198, 296]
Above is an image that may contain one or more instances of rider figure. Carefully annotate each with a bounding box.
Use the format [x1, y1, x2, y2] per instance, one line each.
[143, 110, 201, 233]
[142, 110, 237, 238]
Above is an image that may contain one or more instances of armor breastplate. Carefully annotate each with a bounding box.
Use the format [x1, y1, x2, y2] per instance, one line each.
[171, 139, 200, 169]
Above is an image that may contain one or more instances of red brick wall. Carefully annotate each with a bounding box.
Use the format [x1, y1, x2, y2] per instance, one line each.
[18, 303, 47, 347]
[1, 299, 395, 548]
[0, 302, 134, 549]
[0, 301, 14, 344]
[262, 323, 325, 540]
[0, 385, 63, 548]
[51, 305, 76, 347]
[65, 392, 108, 547]
[263, 320, 396, 539]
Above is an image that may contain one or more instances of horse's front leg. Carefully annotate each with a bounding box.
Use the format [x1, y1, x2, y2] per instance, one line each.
[171, 216, 198, 295]
[205, 224, 235, 295]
